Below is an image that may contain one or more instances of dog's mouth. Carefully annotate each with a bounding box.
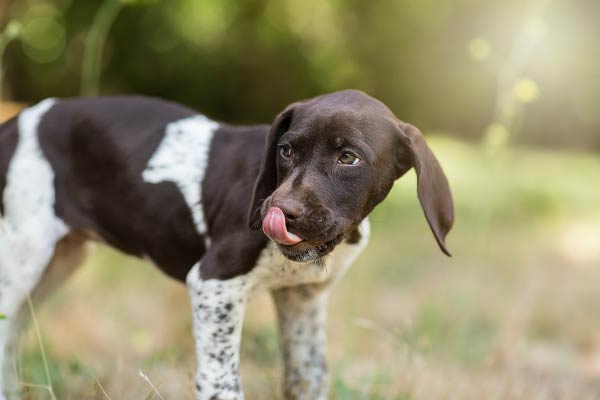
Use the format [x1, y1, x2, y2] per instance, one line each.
[276, 234, 345, 263]
[261, 206, 344, 262]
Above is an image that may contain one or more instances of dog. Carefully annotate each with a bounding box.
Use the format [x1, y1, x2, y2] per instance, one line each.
[0, 90, 453, 400]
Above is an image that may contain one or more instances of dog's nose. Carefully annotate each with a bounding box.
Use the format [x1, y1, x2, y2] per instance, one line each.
[275, 199, 303, 222]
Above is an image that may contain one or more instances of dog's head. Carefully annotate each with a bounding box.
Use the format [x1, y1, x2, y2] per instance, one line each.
[248, 90, 454, 262]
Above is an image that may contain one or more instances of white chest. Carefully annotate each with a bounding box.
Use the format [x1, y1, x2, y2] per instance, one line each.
[247, 219, 370, 292]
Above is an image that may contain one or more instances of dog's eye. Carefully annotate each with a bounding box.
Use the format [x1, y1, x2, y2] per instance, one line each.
[338, 151, 360, 165]
[279, 144, 293, 158]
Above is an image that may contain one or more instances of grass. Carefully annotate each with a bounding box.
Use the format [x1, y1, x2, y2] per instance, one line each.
[17, 136, 600, 399]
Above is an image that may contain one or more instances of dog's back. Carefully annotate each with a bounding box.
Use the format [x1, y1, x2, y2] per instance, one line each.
[0, 98, 259, 281]
[39, 97, 211, 279]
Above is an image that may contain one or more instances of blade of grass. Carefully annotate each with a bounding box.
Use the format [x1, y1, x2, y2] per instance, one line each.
[26, 294, 57, 400]
[87, 367, 113, 400]
[81, 0, 124, 96]
[0, 21, 22, 107]
[138, 370, 165, 400]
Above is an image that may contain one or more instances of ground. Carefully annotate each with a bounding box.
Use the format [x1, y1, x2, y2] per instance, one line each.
[16, 136, 600, 399]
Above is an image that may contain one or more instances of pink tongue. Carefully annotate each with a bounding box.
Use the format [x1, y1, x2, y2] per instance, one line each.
[262, 207, 304, 246]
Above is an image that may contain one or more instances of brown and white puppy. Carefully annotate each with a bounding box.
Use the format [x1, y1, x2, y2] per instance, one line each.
[0, 90, 453, 400]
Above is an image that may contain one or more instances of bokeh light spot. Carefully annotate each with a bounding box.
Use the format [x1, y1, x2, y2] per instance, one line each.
[5, 21, 22, 39]
[484, 123, 510, 148]
[21, 14, 66, 63]
[467, 37, 491, 61]
[525, 17, 548, 42]
[512, 78, 540, 103]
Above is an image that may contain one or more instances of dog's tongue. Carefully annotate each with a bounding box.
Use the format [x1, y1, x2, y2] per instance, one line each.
[262, 207, 304, 246]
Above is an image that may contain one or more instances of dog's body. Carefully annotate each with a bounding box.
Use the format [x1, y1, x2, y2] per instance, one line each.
[0, 91, 453, 400]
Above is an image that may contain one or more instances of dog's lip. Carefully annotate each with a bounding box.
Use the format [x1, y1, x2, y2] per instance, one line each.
[276, 231, 346, 262]
[276, 227, 342, 247]
[278, 231, 345, 252]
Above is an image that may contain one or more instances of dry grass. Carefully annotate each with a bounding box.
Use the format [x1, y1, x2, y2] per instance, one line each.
[16, 137, 600, 399]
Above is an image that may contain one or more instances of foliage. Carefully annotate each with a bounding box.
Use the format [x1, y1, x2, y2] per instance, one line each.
[1, 0, 599, 149]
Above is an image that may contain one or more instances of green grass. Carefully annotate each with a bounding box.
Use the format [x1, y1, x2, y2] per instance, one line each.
[17, 136, 600, 399]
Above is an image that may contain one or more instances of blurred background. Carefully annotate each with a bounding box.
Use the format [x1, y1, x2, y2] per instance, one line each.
[1, 0, 600, 399]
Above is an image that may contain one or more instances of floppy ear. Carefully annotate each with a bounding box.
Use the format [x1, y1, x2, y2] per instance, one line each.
[248, 105, 296, 230]
[397, 123, 454, 256]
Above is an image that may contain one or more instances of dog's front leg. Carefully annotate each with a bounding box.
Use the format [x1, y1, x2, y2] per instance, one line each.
[186, 263, 249, 400]
[272, 285, 329, 400]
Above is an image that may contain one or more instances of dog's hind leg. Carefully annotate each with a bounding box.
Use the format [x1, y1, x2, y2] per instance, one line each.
[0, 233, 86, 400]
[15, 234, 87, 399]
[0, 99, 71, 400]
[29, 234, 88, 305]
[0, 233, 83, 400]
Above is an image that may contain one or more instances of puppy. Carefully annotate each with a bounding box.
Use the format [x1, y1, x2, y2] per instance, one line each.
[0, 90, 453, 400]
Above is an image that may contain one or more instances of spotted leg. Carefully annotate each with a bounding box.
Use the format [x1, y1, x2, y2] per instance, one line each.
[186, 262, 249, 400]
[272, 220, 371, 400]
[272, 285, 329, 400]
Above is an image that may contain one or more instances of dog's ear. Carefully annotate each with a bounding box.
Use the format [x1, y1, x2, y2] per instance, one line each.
[248, 104, 297, 230]
[396, 123, 454, 256]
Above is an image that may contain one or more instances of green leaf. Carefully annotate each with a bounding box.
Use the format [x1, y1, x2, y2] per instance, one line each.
[0, 313, 6, 320]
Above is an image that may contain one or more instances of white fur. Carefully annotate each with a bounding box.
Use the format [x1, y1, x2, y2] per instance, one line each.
[187, 263, 249, 400]
[187, 219, 370, 400]
[0, 99, 68, 399]
[142, 115, 219, 240]
[272, 287, 329, 400]
[250, 218, 370, 292]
